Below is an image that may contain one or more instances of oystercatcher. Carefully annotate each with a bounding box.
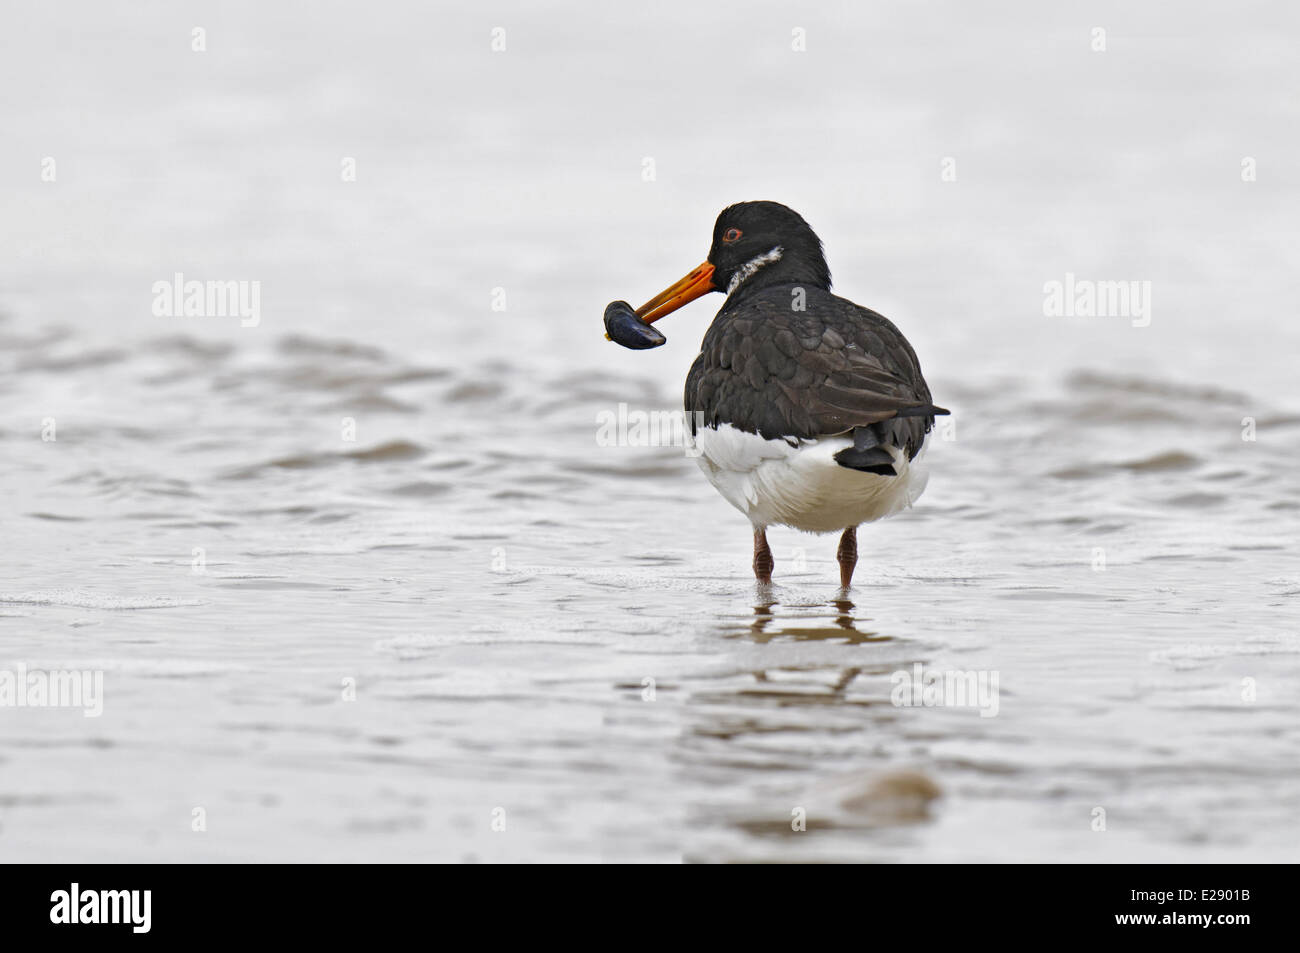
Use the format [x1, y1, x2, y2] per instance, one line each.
[628, 201, 948, 587]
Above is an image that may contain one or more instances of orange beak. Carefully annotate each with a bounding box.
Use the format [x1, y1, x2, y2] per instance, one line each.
[634, 262, 717, 324]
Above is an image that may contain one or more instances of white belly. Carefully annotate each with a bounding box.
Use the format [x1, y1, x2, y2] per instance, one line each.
[692, 424, 929, 534]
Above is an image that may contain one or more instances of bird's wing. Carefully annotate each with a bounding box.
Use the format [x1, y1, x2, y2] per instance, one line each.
[686, 289, 945, 459]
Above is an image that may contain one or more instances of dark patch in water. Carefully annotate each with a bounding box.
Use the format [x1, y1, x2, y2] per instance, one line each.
[445, 381, 505, 403]
[277, 334, 388, 362]
[18, 348, 129, 372]
[152, 336, 235, 361]
[386, 481, 451, 497]
[1166, 492, 1226, 507]
[1067, 370, 1248, 405]
[344, 440, 425, 462]
[323, 393, 419, 413]
[214, 580, 340, 590]
[307, 512, 351, 524]
[1120, 451, 1201, 472]
[223, 440, 427, 478]
[1051, 451, 1201, 479]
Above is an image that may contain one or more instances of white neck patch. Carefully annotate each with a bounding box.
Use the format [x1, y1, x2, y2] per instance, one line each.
[726, 246, 784, 295]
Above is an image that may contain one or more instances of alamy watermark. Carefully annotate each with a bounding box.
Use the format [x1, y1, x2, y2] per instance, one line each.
[1043, 272, 1151, 327]
[50, 883, 150, 933]
[891, 663, 999, 718]
[596, 403, 705, 457]
[0, 663, 104, 717]
[152, 272, 260, 327]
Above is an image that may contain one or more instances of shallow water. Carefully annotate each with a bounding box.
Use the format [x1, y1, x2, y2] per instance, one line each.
[2, 1, 1299, 862]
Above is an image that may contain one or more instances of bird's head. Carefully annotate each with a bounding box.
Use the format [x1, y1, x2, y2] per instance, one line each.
[633, 201, 832, 324]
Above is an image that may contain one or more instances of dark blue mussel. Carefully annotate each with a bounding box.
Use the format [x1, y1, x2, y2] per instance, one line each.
[604, 300, 666, 350]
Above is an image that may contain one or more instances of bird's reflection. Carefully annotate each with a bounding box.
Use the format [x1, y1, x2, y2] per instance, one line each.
[684, 593, 921, 752]
[743, 594, 894, 645]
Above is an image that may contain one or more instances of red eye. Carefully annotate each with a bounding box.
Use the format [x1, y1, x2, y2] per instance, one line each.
[723, 227, 742, 243]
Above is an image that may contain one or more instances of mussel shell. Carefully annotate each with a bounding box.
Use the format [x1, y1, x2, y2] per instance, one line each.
[604, 300, 666, 350]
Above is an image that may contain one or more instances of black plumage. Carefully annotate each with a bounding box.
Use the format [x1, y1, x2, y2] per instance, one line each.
[685, 283, 947, 470]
